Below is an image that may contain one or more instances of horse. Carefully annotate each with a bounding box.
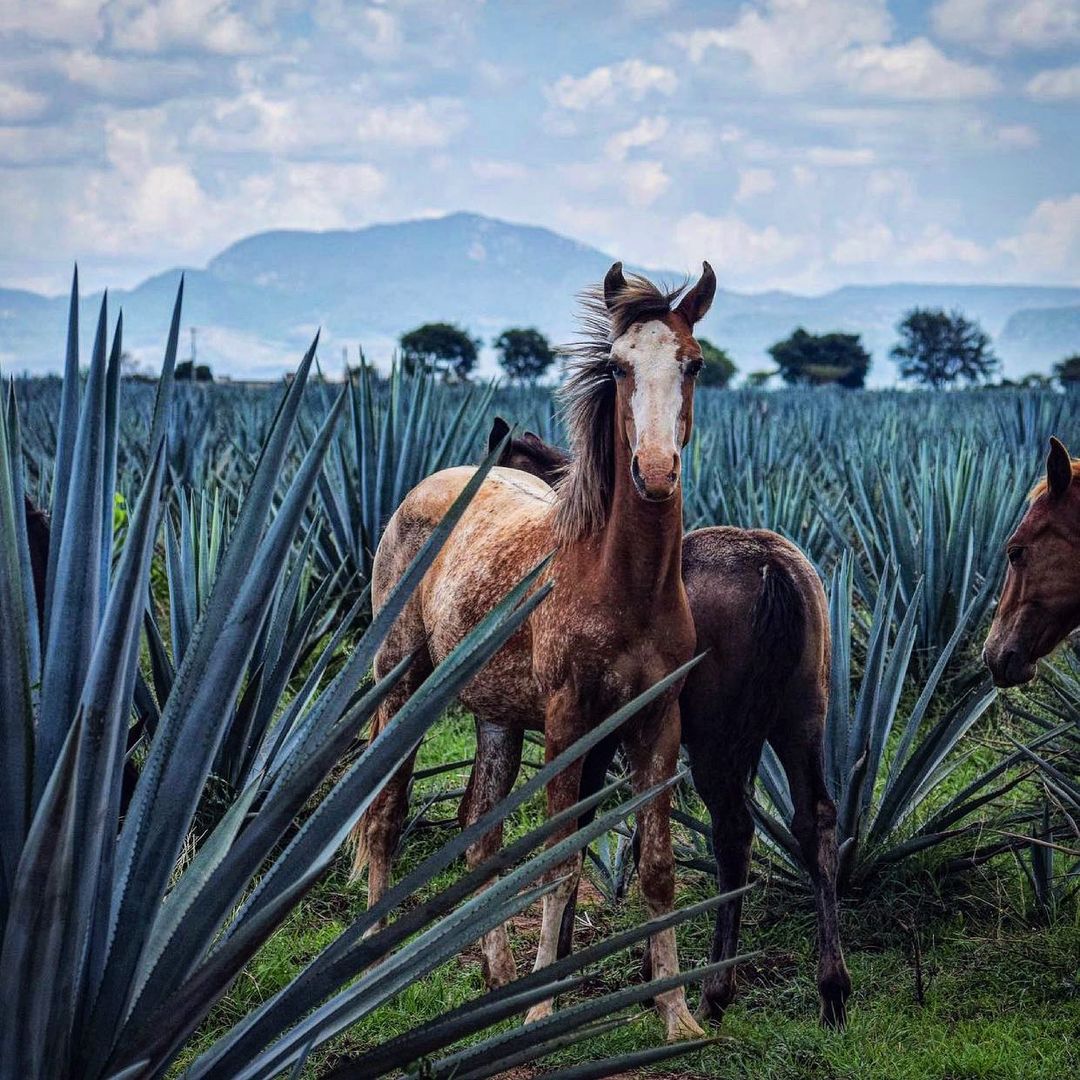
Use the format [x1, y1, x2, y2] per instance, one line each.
[984, 436, 1080, 687]
[471, 419, 851, 1027]
[13, 494, 49, 625]
[350, 263, 717, 1040]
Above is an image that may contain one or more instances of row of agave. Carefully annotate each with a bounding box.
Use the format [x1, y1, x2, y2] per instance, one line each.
[6, 274, 1078, 1073]
[0, 278, 739, 1078]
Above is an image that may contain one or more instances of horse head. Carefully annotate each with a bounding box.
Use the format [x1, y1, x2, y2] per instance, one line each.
[984, 436, 1080, 687]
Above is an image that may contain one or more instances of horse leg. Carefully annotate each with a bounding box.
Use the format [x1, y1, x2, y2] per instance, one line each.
[524, 690, 587, 1025]
[691, 759, 754, 1024]
[772, 704, 851, 1029]
[555, 734, 621, 961]
[350, 647, 433, 919]
[464, 720, 524, 988]
[625, 701, 705, 1042]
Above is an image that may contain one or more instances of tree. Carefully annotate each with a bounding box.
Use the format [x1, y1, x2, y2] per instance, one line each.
[767, 328, 871, 388]
[697, 338, 737, 388]
[400, 322, 480, 380]
[494, 327, 554, 384]
[745, 370, 775, 388]
[175, 360, 213, 382]
[891, 308, 998, 389]
[1054, 354, 1080, 389]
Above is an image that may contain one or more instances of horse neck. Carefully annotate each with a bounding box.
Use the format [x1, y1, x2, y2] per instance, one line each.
[593, 418, 684, 602]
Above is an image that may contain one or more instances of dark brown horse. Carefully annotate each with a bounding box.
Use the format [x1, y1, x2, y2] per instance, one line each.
[19, 495, 49, 625]
[469, 420, 851, 1027]
[350, 264, 717, 1040]
[984, 437, 1080, 687]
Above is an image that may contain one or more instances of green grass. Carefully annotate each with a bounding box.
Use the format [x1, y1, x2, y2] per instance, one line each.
[175, 707, 1080, 1079]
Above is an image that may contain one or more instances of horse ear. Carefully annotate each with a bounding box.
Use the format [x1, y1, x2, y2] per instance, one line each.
[675, 261, 716, 327]
[489, 416, 510, 454]
[1047, 436, 1073, 500]
[603, 262, 627, 311]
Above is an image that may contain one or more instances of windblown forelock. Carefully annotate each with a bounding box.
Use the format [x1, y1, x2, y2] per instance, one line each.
[551, 272, 688, 545]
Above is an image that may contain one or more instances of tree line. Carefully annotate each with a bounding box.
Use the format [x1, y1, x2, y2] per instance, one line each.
[396, 306, 1074, 390]
[177, 310, 1074, 389]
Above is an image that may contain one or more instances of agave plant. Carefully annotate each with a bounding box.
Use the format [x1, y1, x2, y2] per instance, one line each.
[150, 483, 358, 800]
[0, 276, 735, 1079]
[755, 553, 1008, 892]
[821, 437, 1030, 665]
[313, 359, 496, 583]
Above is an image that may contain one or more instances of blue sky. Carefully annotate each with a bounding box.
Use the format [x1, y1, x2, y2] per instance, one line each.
[1, 0, 1077, 296]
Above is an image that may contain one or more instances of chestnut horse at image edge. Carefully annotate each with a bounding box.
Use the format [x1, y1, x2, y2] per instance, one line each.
[350, 262, 716, 1040]
[481, 418, 851, 1027]
[984, 436, 1080, 687]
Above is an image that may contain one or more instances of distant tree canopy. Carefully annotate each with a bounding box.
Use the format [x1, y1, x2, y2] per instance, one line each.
[767, 328, 871, 388]
[175, 360, 213, 382]
[494, 327, 554, 383]
[400, 322, 480, 380]
[1054, 353, 1080, 388]
[891, 308, 998, 389]
[745, 370, 774, 388]
[696, 338, 737, 388]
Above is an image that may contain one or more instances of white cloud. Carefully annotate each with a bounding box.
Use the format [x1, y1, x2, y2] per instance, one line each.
[839, 38, 999, 100]
[735, 167, 776, 202]
[604, 116, 669, 161]
[548, 59, 676, 111]
[313, 1, 404, 61]
[672, 0, 892, 91]
[470, 158, 529, 181]
[190, 91, 467, 153]
[994, 124, 1039, 149]
[353, 99, 468, 147]
[622, 160, 670, 206]
[999, 194, 1080, 278]
[55, 106, 387, 258]
[1026, 65, 1080, 102]
[806, 146, 876, 166]
[0, 1, 104, 46]
[0, 80, 49, 122]
[932, 0, 1080, 55]
[899, 224, 989, 266]
[673, 211, 808, 278]
[673, 1, 997, 100]
[831, 220, 894, 264]
[107, 0, 267, 55]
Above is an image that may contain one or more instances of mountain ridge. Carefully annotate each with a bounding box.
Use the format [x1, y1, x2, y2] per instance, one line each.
[2, 211, 1078, 382]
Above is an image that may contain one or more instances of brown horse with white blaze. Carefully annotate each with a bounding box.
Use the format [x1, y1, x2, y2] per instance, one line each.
[984, 436, 1080, 687]
[350, 262, 717, 1040]
[479, 421, 851, 1027]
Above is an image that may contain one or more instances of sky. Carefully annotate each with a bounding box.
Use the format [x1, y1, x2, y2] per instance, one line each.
[0, 0, 1078, 297]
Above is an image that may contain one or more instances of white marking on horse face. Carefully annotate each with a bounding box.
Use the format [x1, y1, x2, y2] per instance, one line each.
[612, 320, 683, 460]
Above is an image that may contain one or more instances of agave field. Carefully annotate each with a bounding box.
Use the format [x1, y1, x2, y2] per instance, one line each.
[2, 280, 1078, 1079]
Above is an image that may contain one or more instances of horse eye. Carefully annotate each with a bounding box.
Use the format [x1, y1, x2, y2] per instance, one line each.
[1008, 547, 1024, 566]
[686, 359, 704, 378]
[609, 363, 627, 380]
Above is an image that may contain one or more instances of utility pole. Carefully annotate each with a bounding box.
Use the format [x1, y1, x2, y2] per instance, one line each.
[189, 326, 197, 365]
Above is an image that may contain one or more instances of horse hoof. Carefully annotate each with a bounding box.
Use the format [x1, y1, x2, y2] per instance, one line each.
[481, 953, 517, 990]
[665, 1007, 707, 1042]
[524, 1001, 553, 1025]
[695, 996, 727, 1027]
[820, 996, 848, 1031]
[819, 971, 852, 1030]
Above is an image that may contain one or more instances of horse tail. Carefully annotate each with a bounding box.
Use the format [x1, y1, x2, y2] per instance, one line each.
[730, 556, 807, 780]
[347, 707, 391, 879]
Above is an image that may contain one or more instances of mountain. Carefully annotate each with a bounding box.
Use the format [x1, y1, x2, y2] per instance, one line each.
[2, 212, 1079, 383]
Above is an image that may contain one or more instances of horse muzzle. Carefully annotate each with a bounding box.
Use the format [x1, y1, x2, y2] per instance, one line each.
[982, 643, 1037, 688]
[631, 452, 679, 502]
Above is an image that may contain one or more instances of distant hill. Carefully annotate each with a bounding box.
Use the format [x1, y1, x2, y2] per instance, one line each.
[2, 212, 1078, 383]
